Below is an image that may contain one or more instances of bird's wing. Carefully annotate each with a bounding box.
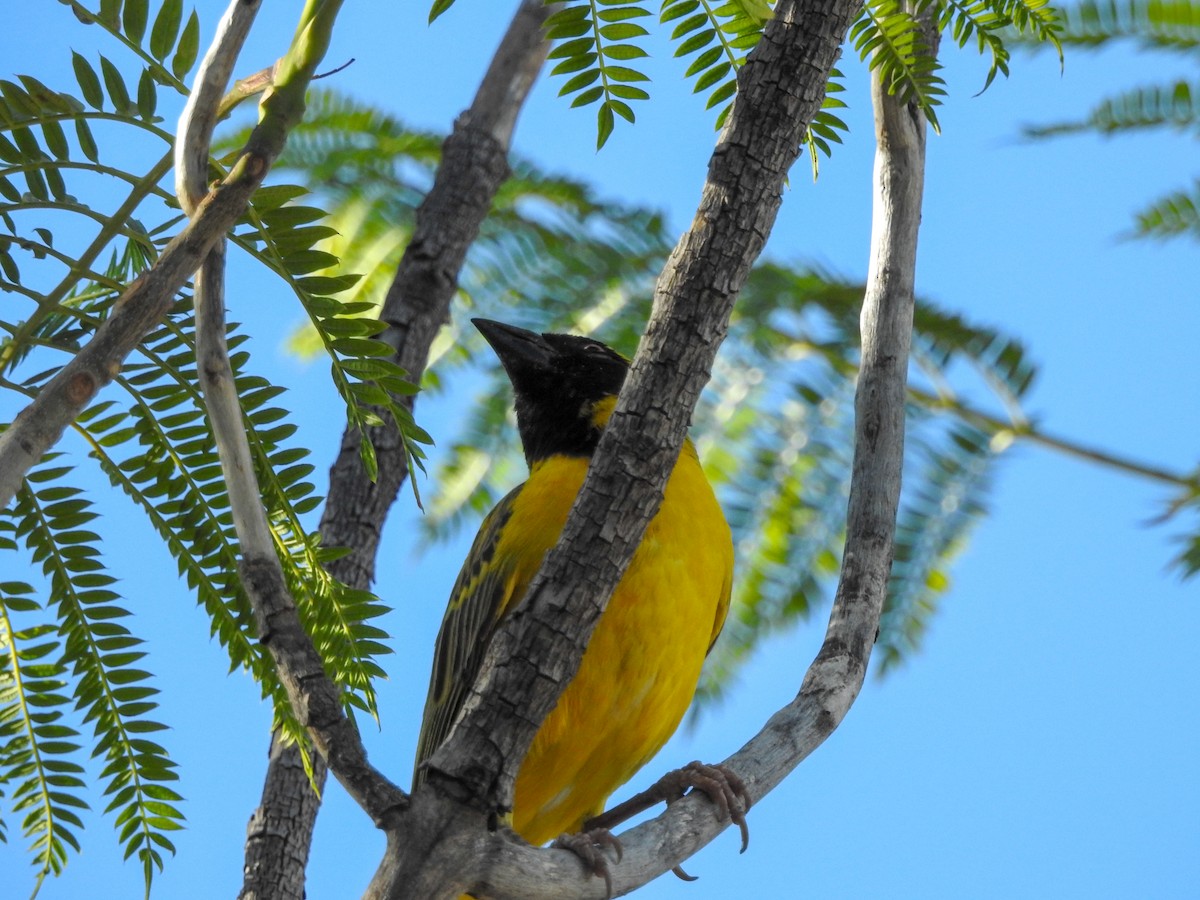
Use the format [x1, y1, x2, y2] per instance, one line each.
[707, 561, 733, 656]
[413, 483, 523, 785]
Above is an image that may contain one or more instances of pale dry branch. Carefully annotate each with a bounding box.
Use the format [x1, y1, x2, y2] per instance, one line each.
[175, 0, 262, 213]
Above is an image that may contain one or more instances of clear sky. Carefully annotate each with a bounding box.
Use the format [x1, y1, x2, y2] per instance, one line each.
[3, 2, 1198, 899]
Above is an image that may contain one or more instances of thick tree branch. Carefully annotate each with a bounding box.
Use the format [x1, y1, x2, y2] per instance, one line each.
[375, 0, 894, 897]
[240, 3, 559, 897]
[450, 37, 929, 900]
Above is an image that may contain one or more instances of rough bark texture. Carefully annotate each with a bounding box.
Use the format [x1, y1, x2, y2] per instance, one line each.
[240, 735, 325, 900]
[238, 4, 556, 897]
[376, 0, 873, 896]
[393, 42, 930, 900]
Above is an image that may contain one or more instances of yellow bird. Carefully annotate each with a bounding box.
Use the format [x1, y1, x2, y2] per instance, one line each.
[414, 319, 735, 862]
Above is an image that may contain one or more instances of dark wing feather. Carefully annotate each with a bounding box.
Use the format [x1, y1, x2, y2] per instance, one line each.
[413, 483, 523, 786]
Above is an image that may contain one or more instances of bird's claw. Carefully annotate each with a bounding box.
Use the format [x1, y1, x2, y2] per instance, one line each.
[553, 827, 623, 898]
[661, 760, 752, 853]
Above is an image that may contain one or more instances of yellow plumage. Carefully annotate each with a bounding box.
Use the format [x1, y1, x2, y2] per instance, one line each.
[414, 320, 733, 851]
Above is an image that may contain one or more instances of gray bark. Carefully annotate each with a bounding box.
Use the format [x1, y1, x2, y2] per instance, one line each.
[370, 0, 883, 895]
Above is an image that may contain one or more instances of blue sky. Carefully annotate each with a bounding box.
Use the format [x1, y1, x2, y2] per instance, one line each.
[3, 2, 1198, 898]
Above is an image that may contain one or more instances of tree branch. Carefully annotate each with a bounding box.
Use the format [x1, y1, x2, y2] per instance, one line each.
[378, 0, 880, 896]
[240, 3, 559, 897]
[469, 20, 931, 899]
[173, 0, 413, 857]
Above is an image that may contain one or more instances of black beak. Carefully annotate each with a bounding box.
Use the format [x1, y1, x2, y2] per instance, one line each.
[473, 318, 555, 376]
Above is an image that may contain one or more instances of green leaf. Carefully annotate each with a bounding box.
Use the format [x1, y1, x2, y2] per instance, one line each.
[602, 65, 651, 83]
[559, 69, 602, 96]
[99, 56, 133, 114]
[123, 0, 149, 44]
[596, 101, 616, 149]
[676, 28, 717, 55]
[171, 10, 200, 80]
[137, 68, 157, 120]
[74, 118, 100, 163]
[570, 85, 605, 108]
[694, 62, 732, 93]
[99, 0, 121, 29]
[609, 83, 650, 101]
[428, 0, 457, 22]
[599, 22, 650, 40]
[551, 53, 599, 76]
[149, 0, 184, 61]
[0, 175, 20, 203]
[41, 119, 70, 160]
[661, 0, 701, 23]
[72, 52, 105, 109]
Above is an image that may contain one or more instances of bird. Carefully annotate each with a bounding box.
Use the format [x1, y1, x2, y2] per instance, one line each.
[413, 318, 742, 887]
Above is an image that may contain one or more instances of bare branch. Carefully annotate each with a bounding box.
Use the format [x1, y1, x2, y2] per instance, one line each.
[175, 0, 261, 213]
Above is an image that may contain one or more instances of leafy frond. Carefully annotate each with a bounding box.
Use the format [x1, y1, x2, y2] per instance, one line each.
[9, 462, 181, 892]
[878, 419, 995, 673]
[852, 0, 948, 132]
[986, 0, 1065, 64]
[1024, 79, 1200, 138]
[2, 17, 408, 884]
[1023, 0, 1200, 49]
[1166, 481, 1200, 577]
[661, 0, 769, 126]
[545, 1, 653, 148]
[0, 579, 86, 894]
[1131, 179, 1200, 238]
[233, 183, 429, 489]
[247, 87, 671, 395]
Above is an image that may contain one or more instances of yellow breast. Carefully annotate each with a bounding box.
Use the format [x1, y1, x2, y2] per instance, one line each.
[495, 442, 733, 845]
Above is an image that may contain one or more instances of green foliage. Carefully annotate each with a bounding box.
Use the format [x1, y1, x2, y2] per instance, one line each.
[545, 1, 653, 148]
[1030, 0, 1200, 48]
[1133, 179, 1200, 239]
[494, 0, 1062, 153]
[218, 84, 1035, 698]
[0, 4, 406, 890]
[854, 1, 948, 131]
[1169, 487, 1200, 576]
[3, 461, 183, 890]
[660, 0, 769, 124]
[243, 88, 672, 385]
[1019, 0, 1199, 244]
[1024, 79, 1200, 137]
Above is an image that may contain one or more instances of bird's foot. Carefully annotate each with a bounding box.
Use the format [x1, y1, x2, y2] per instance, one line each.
[553, 827, 622, 898]
[583, 760, 751, 882]
[657, 760, 752, 853]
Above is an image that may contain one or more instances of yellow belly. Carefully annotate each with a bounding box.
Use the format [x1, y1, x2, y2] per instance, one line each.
[494, 445, 733, 846]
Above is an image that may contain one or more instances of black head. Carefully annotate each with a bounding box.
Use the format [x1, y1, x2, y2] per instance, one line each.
[474, 318, 630, 464]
